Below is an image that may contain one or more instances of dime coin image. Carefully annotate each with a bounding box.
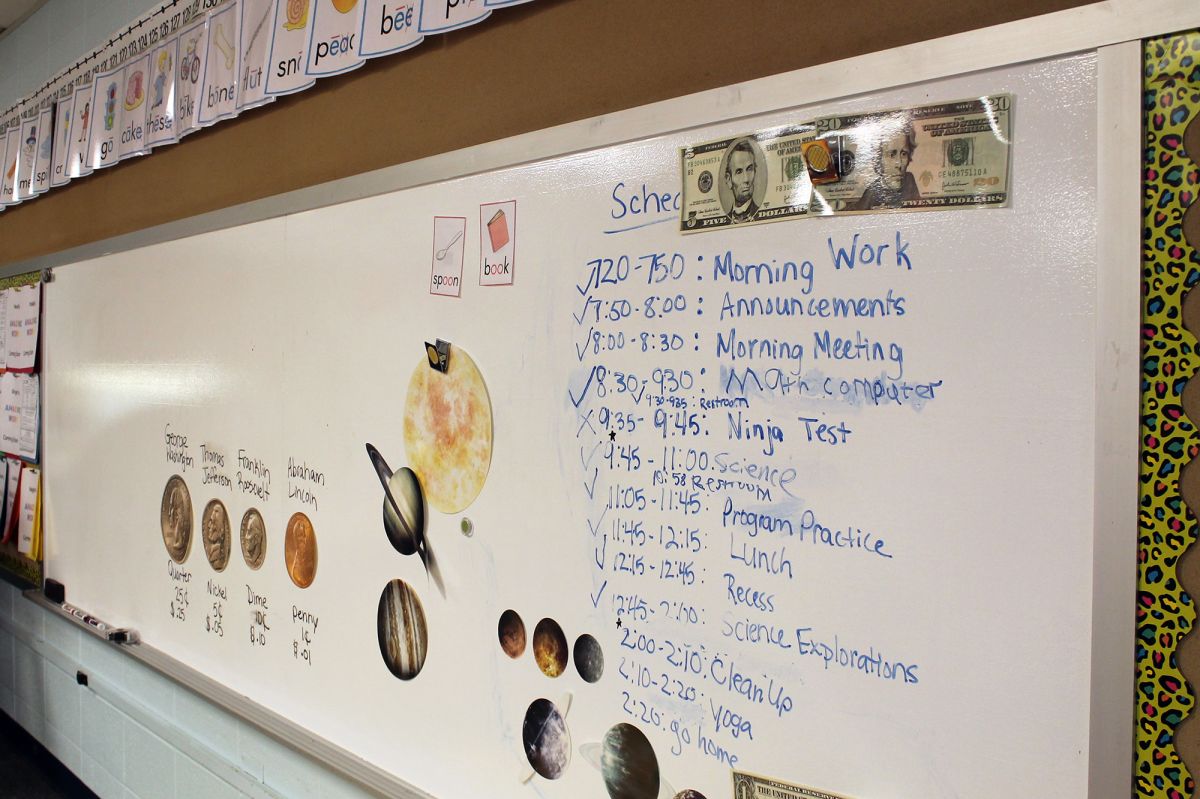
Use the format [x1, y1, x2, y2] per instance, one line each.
[160, 475, 193, 563]
[601, 723, 659, 799]
[240, 508, 267, 570]
[285, 512, 318, 588]
[403, 346, 493, 513]
[573, 633, 604, 683]
[522, 698, 570, 780]
[498, 609, 526, 658]
[377, 578, 428, 679]
[202, 499, 231, 572]
[532, 618, 568, 678]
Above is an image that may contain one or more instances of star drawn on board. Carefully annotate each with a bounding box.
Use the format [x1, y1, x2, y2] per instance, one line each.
[616, 616, 622, 628]
[609, 430, 616, 441]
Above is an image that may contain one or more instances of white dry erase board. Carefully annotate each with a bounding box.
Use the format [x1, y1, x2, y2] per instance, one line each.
[40, 50, 1134, 799]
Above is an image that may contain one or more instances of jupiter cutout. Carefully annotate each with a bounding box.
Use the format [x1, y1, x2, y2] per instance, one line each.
[377, 579, 429, 680]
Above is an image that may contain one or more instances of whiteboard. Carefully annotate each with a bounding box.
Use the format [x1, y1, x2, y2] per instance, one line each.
[44, 52, 1110, 799]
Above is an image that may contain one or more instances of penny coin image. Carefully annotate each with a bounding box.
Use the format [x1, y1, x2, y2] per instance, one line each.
[160, 475, 193, 563]
[202, 499, 231, 572]
[284, 512, 318, 588]
[533, 618, 568, 678]
[377, 579, 428, 680]
[498, 609, 526, 659]
[522, 698, 570, 780]
[240, 508, 267, 570]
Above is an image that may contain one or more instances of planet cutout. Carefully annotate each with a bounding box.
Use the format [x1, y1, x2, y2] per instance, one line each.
[331, 0, 358, 12]
[366, 443, 426, 558]
[403, 346, 493, 513]
[499, 609, 526, 658]
[674, 792, 707, 799]
[377, 579, 428, 680]
[601, 723, 659, 799]
[573, 633, 604, 682]
[522, 698, 570, 780]
[533, 618, 568, 678]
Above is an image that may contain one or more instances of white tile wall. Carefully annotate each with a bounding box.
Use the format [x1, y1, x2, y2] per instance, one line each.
[0, 581, 379, 799]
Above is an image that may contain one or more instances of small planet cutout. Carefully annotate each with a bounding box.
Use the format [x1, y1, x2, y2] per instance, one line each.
[377, 579, 428, 680]
[498, 609, 526, 658]
[522, 698, 570, 780]
[674, 792, 707, 799]
[574, 633, 604, 683]
[601, 723, 659, 799]
[403, 346, 493, 513]
[532, 618, 568, 678]
[366, 444, 426, 559]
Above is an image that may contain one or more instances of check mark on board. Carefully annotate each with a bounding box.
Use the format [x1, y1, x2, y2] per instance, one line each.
[569, 366, 599, 408]
[583, 467, 599, 499]
[573, 297, 599, 325]
[586, 505, 608, 537]
[590, 580, 608, 608]
[581, 440, 604, 469]
[575, 327, 594, 362]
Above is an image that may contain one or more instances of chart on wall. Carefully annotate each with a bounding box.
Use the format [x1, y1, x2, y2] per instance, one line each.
[44, 53, 1102, 799]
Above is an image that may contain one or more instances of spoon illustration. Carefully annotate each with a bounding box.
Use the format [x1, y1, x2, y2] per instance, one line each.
[435, 229, 463, 260]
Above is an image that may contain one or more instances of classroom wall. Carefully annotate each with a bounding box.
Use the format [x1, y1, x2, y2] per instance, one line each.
[0, 0, 1095, 268]
[0, 580, 376, 798]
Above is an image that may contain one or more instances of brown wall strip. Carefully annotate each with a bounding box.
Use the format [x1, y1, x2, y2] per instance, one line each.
[0, 0, 1093, 266]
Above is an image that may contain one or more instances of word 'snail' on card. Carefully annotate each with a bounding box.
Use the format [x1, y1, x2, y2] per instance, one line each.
[430, 216, 466, 297]
[479, 200, 516, 286]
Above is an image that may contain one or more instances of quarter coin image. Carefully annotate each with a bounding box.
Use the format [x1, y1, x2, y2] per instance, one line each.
[522, 698, 570, 780]
[202, 499, 231, 572]
[498, 609, 526, 658]
[532, 618, 568, 678]
[160, 475, 193, 563]
[240, 508, 267, 570]
[403, 346, 493, 513]
[284, 512, 318, 588]
[573, 633, 604, 683]
[601, 723, 659, 799]
[377, 579, 428, 680]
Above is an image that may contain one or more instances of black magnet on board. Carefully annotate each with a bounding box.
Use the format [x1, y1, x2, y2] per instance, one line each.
[425, 339, 451, 373]
[75, 671, 87, 687]
[44, 579, 64, 604]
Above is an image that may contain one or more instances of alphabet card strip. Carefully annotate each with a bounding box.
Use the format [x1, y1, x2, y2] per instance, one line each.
[14, 117, 37, 202]
[63, 85, 95, 181]
[175, 17, 210, 138]
[359, 0, 423, 57]
[146, 38, 180, 148]
[418, 0, 490, 34]
[430, 216, 466, 297]
[50, 97, 74, 188]
[239, 0, 276, 109]
[265, 0, 318, 95]
[479, 200, 515, 286]
[117, 53, 151, 160]
[87, 66, 123, 169]
[1, 127, 20, 203]
[31, 107, 53, 196]
[199, 2, 242, 126]
[306, 0, 366, 77]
